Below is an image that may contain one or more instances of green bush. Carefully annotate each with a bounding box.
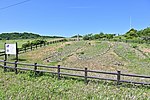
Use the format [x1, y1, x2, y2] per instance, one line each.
[22, 41, 31, 48]
[22, 40, 47, 48]
[132, 44, 138, 48]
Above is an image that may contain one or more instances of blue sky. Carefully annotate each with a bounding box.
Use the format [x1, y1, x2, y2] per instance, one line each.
[0, 0, 150, 37]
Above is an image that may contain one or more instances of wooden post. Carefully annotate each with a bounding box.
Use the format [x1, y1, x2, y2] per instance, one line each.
[36, 44, 37, 49]
[4, 60, 6, 72]
[4, 43, 7, 61]
[31, 44, 32, 51]
[14, 60, 18, 74]
[4, 53, 7, 61]
[117, 71, 121, 85]
[84, 68, 88, 84]
[16, 42, 18, 61]
[57, 65, 61, 80]
[34, 63, 37, 75]
[24, 47, 26, 52]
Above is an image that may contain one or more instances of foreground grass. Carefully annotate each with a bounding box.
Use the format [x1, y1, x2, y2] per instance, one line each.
[0, 69, 150, 100]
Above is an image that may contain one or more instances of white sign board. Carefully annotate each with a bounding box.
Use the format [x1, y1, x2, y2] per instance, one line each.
[5, 44, 16, 54]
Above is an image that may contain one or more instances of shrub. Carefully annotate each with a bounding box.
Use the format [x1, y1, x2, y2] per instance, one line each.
[22, 41, 31, 48]
[132, 44, 138, 48]
[22, 40, 47, 48]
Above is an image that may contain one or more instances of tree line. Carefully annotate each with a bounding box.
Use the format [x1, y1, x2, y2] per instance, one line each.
[83, 27, 150, 41]
[83, 33, 115, 40]
[123, 27, 150, 41]
[0, 32, 64, 40]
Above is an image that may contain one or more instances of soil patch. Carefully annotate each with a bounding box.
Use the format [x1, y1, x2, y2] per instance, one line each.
[142, 49, 150, 53]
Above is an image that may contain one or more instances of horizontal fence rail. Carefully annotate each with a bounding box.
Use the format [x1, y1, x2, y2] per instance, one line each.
[0, 60, 149, 86]
[0, 51, 5, 56]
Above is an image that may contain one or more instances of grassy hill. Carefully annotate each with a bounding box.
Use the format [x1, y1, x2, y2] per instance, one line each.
[9, 40, 148, 74]
[0, 39, 150, 99]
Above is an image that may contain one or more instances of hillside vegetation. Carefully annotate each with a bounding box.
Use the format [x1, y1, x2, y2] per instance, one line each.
[124, 27, 150, 39]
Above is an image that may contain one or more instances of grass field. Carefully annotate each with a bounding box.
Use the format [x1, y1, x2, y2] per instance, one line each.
[0, 39, 150, 99]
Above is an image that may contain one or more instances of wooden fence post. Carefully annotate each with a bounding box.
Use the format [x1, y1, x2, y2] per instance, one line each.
[24, 47, 26, 52]
[117, 71, 121, 85]
[4, 53, 7, 61]
[34, 63, 37, 75]
[84, 68, 88, 84]
[14, 60, 18, 74]
[31, 44, 32, 51]
[57, 65, 61, 80]
[3, 60, 6, 72]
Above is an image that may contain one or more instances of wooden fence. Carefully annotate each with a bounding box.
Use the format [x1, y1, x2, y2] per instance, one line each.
[0, 51, 5, 56]
[0, 39, 73, 56]
[0, 60, 149, 85]
[17, 39, 68, 53]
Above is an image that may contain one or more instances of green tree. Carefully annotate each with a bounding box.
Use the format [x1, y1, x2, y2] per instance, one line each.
[83, 34, 93, 40]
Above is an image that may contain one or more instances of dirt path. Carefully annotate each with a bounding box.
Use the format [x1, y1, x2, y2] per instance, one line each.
[142, 49, 150, 53]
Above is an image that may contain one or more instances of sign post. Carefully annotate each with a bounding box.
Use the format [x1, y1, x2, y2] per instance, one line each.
[4, 43, 7, 61]
[16, 42, 18, 61]
[5, 43, 18, 61]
